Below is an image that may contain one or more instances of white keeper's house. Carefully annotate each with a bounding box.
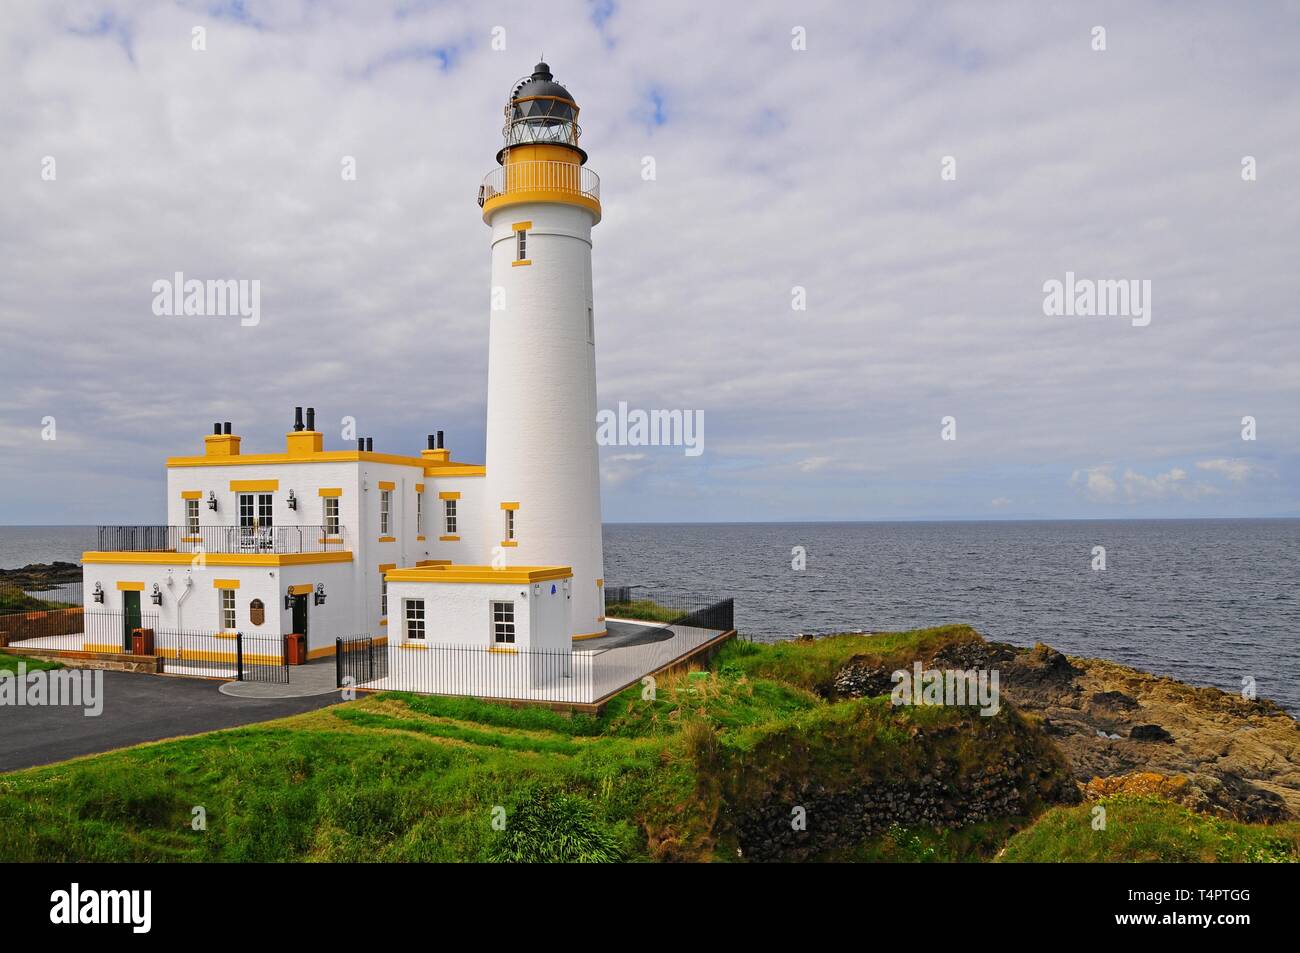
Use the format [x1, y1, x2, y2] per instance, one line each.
[83, 61, 608, 663]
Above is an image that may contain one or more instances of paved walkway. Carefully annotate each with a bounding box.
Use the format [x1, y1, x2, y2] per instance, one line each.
[0, 669, 345, 774]
[219, 658, 340, 698]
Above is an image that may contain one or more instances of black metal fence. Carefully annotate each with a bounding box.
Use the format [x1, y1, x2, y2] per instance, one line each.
[151, 629, 288, 682]
[95, 525, 341, 555]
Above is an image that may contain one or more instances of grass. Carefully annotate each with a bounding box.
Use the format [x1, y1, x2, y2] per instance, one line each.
[999, 796, 1300, 863]
[0, 652, 63, 674]
[0, 626, 1293, 863]
[603, 599, 683, 624]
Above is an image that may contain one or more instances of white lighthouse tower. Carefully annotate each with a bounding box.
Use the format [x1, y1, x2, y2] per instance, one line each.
[479, 62, 606, 639]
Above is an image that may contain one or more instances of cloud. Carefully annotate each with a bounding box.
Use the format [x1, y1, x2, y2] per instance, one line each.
[0, 1, 1297, 522]
[1196, 458, 1272, 482]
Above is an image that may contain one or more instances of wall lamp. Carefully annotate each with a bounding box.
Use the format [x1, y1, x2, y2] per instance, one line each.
[314, 583, 327, 606]
[150, 583, 163, 606]
[287, 490, 298, 511]
[207, 491, 218, 512]
[92, 582, 105, 604]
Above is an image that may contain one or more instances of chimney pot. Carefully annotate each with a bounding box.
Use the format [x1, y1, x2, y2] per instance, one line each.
[223, 422, 232, 435]
[213, 423, 221, 435]
[427, 434, 436, 450]
[293, 407, 304, 432]
[436, 430, 444, 449]
[306, 407, 315, 431]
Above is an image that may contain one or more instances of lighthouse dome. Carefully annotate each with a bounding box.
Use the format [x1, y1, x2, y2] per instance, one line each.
[509, 62, 578, 124]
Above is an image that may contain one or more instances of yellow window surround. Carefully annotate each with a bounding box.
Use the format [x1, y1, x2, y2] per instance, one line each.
[439, 535, 460, 542]
[511, 220, 532, 230]
[439, 491, 461, 500]
[318, 487, 343, 497]
[181, 490, 202, 500]
[378, 481, 396, 491]
[288, 584, 313, 595]
[213, 578, 240, 589]
[511, 259, 532, 267]
[116, 581, 145, 591]
[500, 540, 518, 548]
[378, 536, 397, 543]
[488, 645, 519, 654]
[230, 479, 278, 492]
[500, 501, 520, 510]
[415, 483, 424, 493]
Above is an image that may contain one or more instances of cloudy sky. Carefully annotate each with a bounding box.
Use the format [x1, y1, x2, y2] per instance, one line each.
[1, 0, 1297, 524]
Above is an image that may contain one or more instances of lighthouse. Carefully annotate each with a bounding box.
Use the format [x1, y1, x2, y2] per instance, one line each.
[479, 62, 606, 639]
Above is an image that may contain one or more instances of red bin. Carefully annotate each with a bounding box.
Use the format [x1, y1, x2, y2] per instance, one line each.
[131, 627, 155, 656]
[286, 633, 307, 665]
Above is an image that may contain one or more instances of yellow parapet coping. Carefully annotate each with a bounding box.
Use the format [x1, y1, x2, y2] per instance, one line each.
[167, 448, 484, 471]
[83, 551, 354, 567]
[385, 564, 571, 585]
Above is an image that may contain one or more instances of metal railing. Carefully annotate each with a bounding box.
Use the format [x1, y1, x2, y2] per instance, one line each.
[480, 160, 600, 206]
[94, 525, 343, 555]
[149, 629, 288, 682]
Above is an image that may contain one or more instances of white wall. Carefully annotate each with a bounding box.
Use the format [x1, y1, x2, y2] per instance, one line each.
[483, 200, 605, 637]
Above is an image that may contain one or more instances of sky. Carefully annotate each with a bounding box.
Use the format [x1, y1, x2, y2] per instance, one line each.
[0, 0, 1297, 524]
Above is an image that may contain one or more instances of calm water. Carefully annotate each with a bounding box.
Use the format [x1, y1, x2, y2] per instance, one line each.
[4, 521, 1298, 711]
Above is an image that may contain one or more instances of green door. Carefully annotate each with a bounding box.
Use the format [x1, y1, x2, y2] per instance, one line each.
[292, 594, 309, 640]
[122, 590, 142, 651]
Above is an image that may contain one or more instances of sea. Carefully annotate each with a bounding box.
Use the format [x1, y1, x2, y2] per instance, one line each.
[4, 520, 1297, 712]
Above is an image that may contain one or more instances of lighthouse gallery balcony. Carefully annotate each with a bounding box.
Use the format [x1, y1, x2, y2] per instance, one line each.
[95, 525, 344, 555]
[479, 161, 600, 211]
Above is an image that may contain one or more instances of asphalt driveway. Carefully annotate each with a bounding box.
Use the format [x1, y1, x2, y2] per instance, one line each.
[0, 669, 346, 773]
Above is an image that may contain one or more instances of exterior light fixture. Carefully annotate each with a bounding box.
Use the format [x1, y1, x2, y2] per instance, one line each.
[207, 491, 218, 511]
[92, 582, 105, 603]
[150, 583, 163, 606]
[284, 591, 294, 611]
[287, 490, 298, 511]
[313, 583, 327, 606]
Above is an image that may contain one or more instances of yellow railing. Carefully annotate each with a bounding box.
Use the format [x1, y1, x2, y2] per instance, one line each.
[480, 160, 600, 206]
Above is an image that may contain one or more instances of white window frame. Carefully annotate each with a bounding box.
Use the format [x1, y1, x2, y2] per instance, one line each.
[405, 598, 425, 641]
[515, 229, 527, 261]
[185, 498, 200, 535]
[220, 588, 236, 632]
[323, 496, 340, 536]
[444, 498, 457, 535]
[381, 577, 388, 619]
[504, 508, 515, 542]
[380, 489, 392, 536]
[416, 491, 424, 536]
[491, 600, 515, 645]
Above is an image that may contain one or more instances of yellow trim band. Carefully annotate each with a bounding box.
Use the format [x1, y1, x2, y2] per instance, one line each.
[83, 551, 354, 567]
[378, 481, 396, 491]
[512, 220, 532, 230]
[511, 259, 532, 267]
[438, 535, 460, 542]
[378, 536, 396, 543]
[500, 501, 520, 510]
[573, 630, 609, 641]
[386, 565, 571, 585]
[500, 540, 518, 548]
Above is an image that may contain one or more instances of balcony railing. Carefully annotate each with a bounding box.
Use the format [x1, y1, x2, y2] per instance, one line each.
[479, 160, 600, 207]
[95, 525, 344, 555]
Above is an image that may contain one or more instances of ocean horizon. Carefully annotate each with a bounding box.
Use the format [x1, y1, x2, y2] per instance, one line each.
[3, 519, 1297, 712]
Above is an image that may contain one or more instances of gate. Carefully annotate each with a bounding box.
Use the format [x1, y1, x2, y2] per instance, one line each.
[336, 636, 388, 687]
[237, 632, 290, 683]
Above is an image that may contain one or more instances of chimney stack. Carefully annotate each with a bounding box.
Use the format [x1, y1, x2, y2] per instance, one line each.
[206, 420, 240, 458]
